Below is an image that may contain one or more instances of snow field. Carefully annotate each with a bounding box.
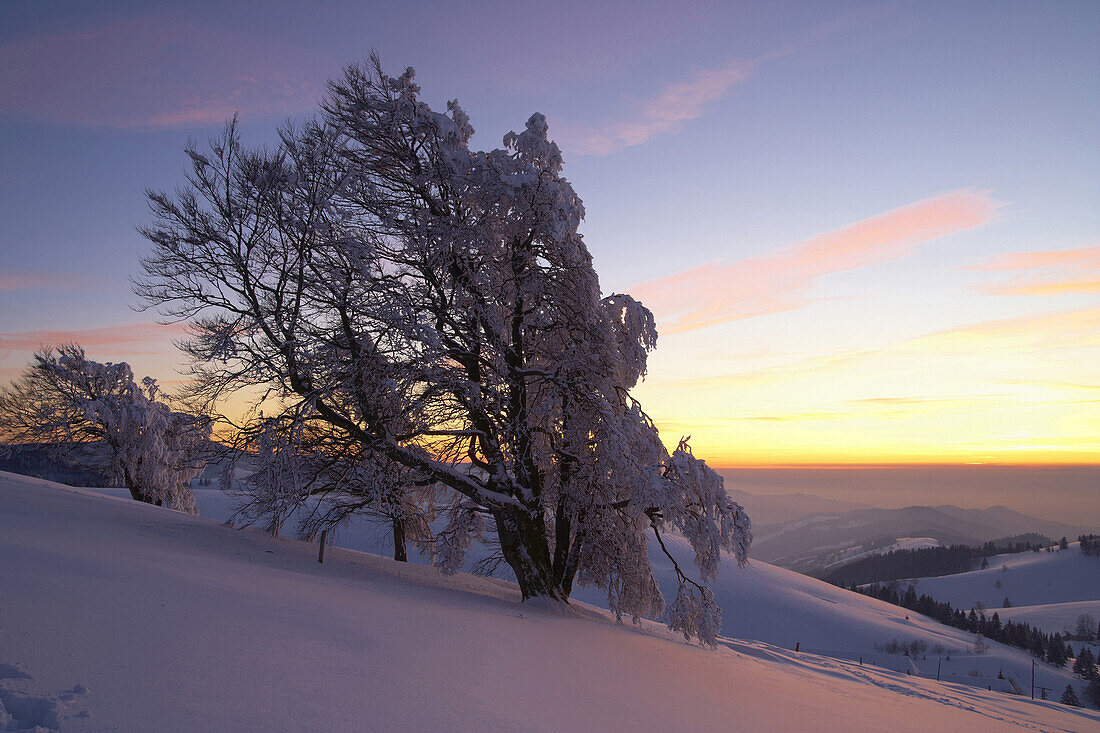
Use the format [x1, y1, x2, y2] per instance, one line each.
[3, 472, 1097, 731]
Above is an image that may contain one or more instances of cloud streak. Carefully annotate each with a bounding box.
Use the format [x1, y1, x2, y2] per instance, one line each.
[566, 58, 758, 156]
[631, 190, 999, 333]
[0, 322, 187, 357]
[0, 268, 109, 292]
[0, 14, 323, 128]
[659, 306, 1100, 391]
[971, 245, 1100, 296]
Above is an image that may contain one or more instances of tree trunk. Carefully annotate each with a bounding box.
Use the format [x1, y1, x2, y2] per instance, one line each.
[551, 498, 583, 595]
[494, 507, 568, 602]
[122, 472, 153, 505]
[392, 515, 408, 563]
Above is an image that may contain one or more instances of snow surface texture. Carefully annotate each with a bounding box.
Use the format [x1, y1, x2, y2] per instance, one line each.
[97, 484, 1096, 708]
[0, 661, 88, 732]
[906, 544, 1100, 608]
[5, 473, 1097, 731]
[902, 544, 1100, 637]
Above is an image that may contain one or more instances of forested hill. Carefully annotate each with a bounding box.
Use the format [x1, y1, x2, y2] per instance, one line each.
[816, 535, 1053, 587]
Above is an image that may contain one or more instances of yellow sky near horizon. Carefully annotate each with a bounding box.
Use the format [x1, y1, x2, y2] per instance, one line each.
[1, 196, 1097, 467]
[628, 195, 1099, 466]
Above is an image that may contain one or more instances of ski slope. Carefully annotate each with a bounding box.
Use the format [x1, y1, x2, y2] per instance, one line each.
[3, 472, 1097, 731]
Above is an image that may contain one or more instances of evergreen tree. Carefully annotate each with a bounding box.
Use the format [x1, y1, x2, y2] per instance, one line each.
[1088, 676, 1100, 708]
[1048, 634, 1070, 668]
[1074, 647, 1096, 679]
[1060, 684, 1082, 707]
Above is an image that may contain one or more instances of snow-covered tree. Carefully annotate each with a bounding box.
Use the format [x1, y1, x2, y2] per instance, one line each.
[135, 56, 751, 643]
[0, 345, 210, 512]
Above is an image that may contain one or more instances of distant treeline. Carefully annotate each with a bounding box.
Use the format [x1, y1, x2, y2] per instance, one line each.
[1080, 535, 1100, 557]
[815, 534, 1053, 587]
[852, 582, 1081, 669]
[0, 443, 113, 487]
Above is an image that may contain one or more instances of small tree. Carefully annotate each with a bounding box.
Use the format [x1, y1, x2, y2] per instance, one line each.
[1088, 676, 1100, 708]
[1060, 536, 1069, 551]
[1073, 647, 1096, 679]
[0, 345, 209, 512]
[1048, 633, 1070, 668]
[1060, 684, 1083, 707]
[1074, 613, 1097, 641]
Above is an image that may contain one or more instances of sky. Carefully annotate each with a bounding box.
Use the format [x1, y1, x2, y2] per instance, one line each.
[1, 0, 1097, 468]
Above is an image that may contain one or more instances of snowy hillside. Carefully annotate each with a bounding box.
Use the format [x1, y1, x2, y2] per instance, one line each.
[905, 543, 1099, 609]
[627, 533, 1091, 700]
[902, 544, 1100, 637]
[4, 473, 1097, 731]
[94, 484, 1092, 705]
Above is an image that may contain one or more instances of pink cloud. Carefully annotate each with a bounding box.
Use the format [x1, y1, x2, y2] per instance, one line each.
[970, 245, 1100, 296]
[0, 269, 109, 292]
[973, 246, 1100, 270]
[631, 190, 999, 333]
[0, 322, 187, 356]
[566, 58, 758, 156]
[0, 14, 324, 128]
[553, 10, 876, 157]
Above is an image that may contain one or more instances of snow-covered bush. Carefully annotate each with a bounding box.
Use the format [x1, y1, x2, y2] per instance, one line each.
[136, 55, 751, 644]
[0, 345, 209, 512]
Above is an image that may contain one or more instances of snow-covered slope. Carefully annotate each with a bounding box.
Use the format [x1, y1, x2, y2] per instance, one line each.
[624, 532, 1091, 699]
[996, 601, 1100, 637]
[98, 484, 1094, 705]
[4, 472, 1097, 731]
[900, 544, 1100, 640]
[905, 544, 1099, 610]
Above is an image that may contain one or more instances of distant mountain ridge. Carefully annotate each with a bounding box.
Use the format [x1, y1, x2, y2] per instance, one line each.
[726, 487, 870, 526]
[751, 504, 1086, 573]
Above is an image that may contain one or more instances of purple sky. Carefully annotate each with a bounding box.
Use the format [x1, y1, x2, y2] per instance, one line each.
[1, 1, 1097, 469]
